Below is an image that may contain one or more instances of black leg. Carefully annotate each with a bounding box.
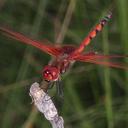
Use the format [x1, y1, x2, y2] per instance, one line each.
[56, 80, 64, 98]
[48, 81, 55, 89]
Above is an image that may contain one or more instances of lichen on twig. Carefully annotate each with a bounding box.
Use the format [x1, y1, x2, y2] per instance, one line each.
[29, 82, 64, 128]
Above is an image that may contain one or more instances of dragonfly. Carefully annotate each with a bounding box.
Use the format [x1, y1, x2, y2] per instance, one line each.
[0, 12, 128, 96]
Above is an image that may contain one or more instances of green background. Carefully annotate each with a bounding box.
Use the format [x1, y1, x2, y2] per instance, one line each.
[0, 0, 128, 128]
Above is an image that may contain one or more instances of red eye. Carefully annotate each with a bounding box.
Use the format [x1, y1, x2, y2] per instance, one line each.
[42, 66, 59, 81]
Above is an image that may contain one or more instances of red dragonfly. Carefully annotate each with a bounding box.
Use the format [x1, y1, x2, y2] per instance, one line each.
[0, 12, 128, 95]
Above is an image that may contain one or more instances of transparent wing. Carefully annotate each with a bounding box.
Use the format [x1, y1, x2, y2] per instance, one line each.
[0, 27, 62, 56]
[75, 53, 128, 70]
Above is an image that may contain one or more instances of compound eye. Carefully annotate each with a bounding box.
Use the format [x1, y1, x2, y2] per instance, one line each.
[43, 70, 53, 81]
[43, 66, 59, 81]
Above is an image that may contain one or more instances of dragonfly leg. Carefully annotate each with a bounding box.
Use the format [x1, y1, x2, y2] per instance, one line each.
[48, 81, 55, 89]
[39, 80, 54, 94]
[40, 79, 64, 101]
[56, 80, 64, 98]
[43, 81, 56, 101]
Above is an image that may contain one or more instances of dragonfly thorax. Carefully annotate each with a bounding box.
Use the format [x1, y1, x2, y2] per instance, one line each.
[60, 59, 70, 73]
[42, 65, 60, 82]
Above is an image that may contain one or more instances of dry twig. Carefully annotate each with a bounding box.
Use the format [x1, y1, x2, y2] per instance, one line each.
[29, 82, 64, 128]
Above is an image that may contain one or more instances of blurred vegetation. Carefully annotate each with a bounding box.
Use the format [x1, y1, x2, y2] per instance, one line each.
[0, 0, 128, 128]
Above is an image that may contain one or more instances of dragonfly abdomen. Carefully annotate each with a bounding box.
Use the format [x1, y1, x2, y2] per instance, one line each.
[69, 12, 112, 56]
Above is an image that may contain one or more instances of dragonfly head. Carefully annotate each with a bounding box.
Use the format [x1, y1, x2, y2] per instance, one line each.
[43, 65, 60, 82]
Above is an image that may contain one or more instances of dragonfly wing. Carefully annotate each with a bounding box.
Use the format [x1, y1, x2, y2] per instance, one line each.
[0, 27, 62, 56]
[75, 54, 128, 70]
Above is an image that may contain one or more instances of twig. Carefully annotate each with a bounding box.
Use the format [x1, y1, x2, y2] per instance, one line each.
[29, 82, 64, 128]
